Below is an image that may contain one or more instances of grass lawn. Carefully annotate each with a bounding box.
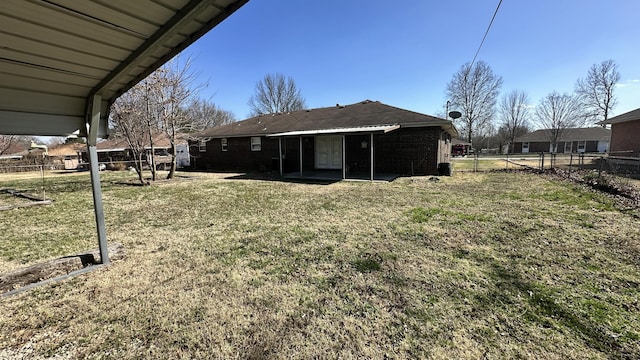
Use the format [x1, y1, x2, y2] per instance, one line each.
[451, 158, 509, 171]
[1, 170, 639, 359]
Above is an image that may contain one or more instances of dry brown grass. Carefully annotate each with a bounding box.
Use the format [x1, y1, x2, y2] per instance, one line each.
[0, 171, 639, 359]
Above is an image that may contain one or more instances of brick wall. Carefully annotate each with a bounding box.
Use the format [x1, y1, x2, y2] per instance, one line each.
[373, 127, 441, 175]
[345, 134, 370, 174]
[192, 136, 279, 171]
[609, 120, 640, 157]
[192, 127, 445, 175]
[512, 140, 604, 154]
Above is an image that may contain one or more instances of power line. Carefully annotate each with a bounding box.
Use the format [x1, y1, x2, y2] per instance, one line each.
[470, 0, 503, 69]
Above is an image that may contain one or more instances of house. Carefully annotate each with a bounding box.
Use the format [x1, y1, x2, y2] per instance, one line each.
[511, 127, 610, 154]
[191, 100, 458, 179]
[451, 138, 472, 156]
[95, 134, 190, 170]
[0, 141, 87, 171]
[598, 108, 640, 158]
[48, 142, 86, 170]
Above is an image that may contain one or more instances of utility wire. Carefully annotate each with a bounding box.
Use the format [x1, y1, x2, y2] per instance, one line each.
[470, 0, 503, 69]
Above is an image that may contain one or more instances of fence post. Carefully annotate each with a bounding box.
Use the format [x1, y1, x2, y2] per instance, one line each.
[568, 153, 573, 177]
[474, 153, 478, 173]
[598, 155, 603, 179]
[538, 153, 541, 170]
[40, 164, 45, 200]
[540, 152, 545, 170]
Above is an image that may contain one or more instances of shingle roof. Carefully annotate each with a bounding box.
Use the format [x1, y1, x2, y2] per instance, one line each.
[197, 100, 458, 138]
[96, 133, 186, 151]
[48, 143, 86, 156]
[0, 0, 248, 137]
[451, 138, 472, 146]
[514, 127, 611, 143]
[598, 107, 640, 125]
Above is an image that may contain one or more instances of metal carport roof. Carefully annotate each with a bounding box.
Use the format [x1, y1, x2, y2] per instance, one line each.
[1, 0, 247, 137]
[0, 0, 249, 267]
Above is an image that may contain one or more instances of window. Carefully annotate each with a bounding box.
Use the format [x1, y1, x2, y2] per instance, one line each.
[251, 137, 261, 151]
[577, 141, 586, 153]
[564, 142, 572, 153]
[221, 138, 228, 152]
[522, 142, 529, 153]
[198, 140, 206, 152]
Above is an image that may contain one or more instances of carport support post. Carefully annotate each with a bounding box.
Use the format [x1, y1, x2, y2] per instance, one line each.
[86, 95, 109, 265]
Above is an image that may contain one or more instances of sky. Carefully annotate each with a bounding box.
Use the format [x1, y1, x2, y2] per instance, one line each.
[181, 0, 640, 124]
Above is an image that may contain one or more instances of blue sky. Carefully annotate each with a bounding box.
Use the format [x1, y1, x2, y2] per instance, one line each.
[182, 0, 640, 123]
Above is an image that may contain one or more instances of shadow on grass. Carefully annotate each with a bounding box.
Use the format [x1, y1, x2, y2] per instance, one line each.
[481, 257, 631, 357]
[224, 172, 341, 185]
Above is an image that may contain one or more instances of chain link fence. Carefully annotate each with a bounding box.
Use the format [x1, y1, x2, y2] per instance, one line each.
[452, 153, 640, 180]
[0, 164, 67, 174]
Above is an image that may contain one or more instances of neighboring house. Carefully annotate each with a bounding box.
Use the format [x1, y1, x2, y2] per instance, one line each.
[191, 100, 458, 179]
[598, 107, 640, 157]
[0, 141, 84, 170]
[95, 134, 190, 169]
[0, 141, 29, 160]
[451, 138, 472, 156]
[512, 127, 610, 154]
[48, 142, 86, 170]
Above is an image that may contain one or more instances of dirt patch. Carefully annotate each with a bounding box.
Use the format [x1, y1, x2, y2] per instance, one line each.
[0, 243, 125, 295]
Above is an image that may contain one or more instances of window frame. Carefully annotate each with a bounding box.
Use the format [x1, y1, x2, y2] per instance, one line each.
[198, 140, 206, 152]
[221, 138, 228, 152]
[577, 141, 586, 153]
[250, 136, 261, 151]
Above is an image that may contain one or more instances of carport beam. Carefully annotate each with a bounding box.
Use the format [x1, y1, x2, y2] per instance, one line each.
[299, 136, 303, 176]
[86, 95, 109, 265]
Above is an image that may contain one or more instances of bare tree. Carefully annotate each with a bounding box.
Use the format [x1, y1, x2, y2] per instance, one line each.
[148, 59, 195, 180]
[0, 135, 17, 155]
[248, 73, 306, 115]
[535, 92, 583, 152]
[575, 59, 620, 123]
[186, 98, 236, 134]
[110, 88, 150, 185]
[148, 56, 236, 179]
[495, 123, 528, 154]
[139, 76, 161, 181]
[446, 61, 503, 143]
[499, 90, 531, 153]
[111, 56, 234, 181]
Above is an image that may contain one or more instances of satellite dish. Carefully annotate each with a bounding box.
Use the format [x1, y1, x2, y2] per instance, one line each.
[448, 111, 462, 119]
